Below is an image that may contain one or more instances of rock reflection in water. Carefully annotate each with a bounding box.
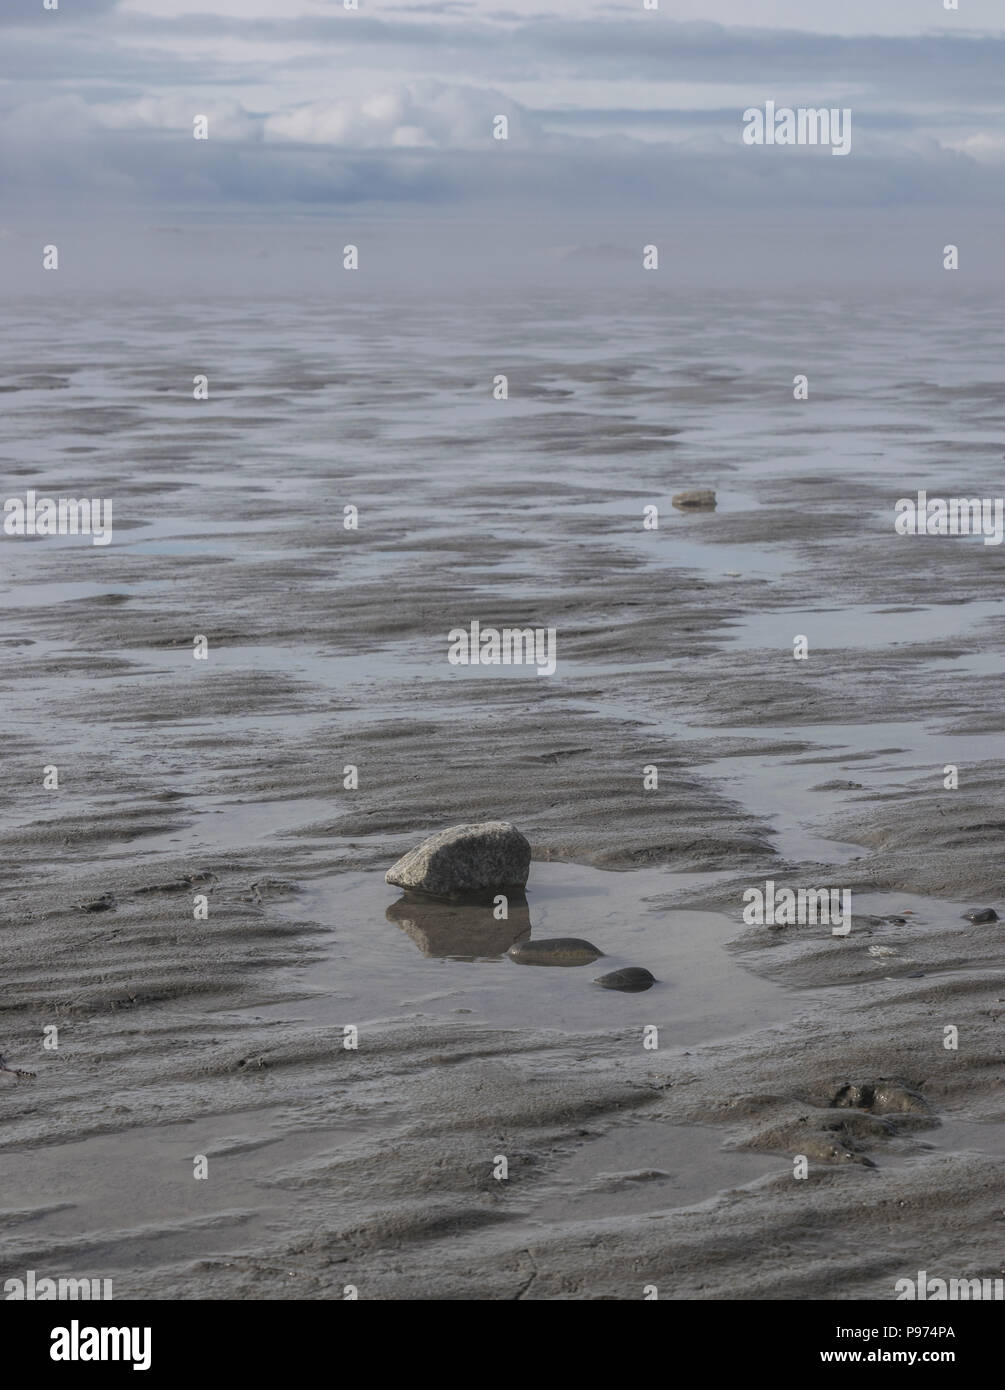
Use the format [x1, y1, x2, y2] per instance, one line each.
[386, 891, 531, 960]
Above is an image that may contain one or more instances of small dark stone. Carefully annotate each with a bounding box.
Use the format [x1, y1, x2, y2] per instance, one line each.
[963, 908, 998, 924]
[593, 966, 656, 992]
[75, 895, 116, 913]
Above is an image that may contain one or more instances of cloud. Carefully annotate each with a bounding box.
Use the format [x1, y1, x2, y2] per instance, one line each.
[0, 5, 1001, 225]
[91, 13, 1005, 104]
[1, 84, 999, 220]
[94, 93, 261, 141]
[944, 131, 1005, 163]
[0, 28, 247, 87]
[0, 0, 120, 23]
[383, 2, 477, 12]
[264, 81, 543, 149]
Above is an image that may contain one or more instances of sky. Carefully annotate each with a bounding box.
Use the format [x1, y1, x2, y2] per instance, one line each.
[1, 0, 1003, 288]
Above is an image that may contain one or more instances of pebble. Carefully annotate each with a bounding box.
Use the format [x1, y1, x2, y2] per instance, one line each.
[963, 908, 998, 924]
[507, 937, 604, 966]
[593, 966, 656, 992]
[671, 488, 716, 510]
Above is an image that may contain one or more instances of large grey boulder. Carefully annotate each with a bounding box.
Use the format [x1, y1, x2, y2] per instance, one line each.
[385, 821, 531, 898]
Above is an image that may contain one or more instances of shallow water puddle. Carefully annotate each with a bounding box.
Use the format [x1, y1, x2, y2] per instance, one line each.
[0, 580, 161, 608]
[561, 698, 1002, 865]
[263, 861, 798, 1044]
[718, 599, 1004, 653]
[528, 1120, 781, 1222]
[691, 718, 1003, 865]
[649, 535, 795, 581]
[0, 1107, 384, 1281]
[916, 1117, 1005, 1161]
[97, 795, 336, 859]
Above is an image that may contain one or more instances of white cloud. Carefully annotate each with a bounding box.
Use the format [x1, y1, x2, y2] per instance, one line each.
[943, 131, 1005, 161]
[0, 89, 258, 141]
[263, 80, 543, 149]
[94, 93, 260, 141]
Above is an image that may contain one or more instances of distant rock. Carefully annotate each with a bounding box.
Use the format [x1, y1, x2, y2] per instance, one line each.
[385, 821, 531, 899]
[558, 243, 635, 266]
[507, 937, 603, 966]
[594, 966, 656, 992]
[831, 1080, 928, 1115]
[963, 907, 998, 924]
[672, 489, 716, 510]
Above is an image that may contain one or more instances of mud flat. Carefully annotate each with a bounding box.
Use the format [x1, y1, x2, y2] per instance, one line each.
[1, 288, 1003, 1299]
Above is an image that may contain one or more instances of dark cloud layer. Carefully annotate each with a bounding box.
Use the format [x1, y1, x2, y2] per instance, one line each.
[85, 14, 1005, 104]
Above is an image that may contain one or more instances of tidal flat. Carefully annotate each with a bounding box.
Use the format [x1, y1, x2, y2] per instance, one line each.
[1, 286, 1003, 1299]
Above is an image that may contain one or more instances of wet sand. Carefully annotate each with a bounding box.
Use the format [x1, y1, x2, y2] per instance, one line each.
[1, 286, 1003, 1299]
